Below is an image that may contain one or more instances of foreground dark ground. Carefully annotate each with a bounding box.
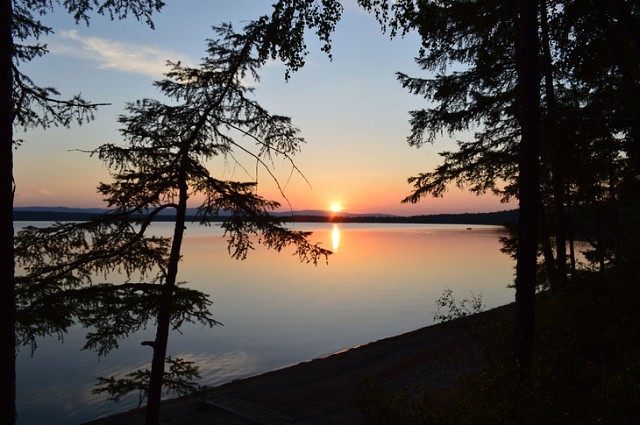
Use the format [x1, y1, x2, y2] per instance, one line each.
[85, 266, 639, 425]
[84, 302, 496, 425]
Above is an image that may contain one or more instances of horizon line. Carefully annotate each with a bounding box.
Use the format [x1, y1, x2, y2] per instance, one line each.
[13, 205, 518, 218]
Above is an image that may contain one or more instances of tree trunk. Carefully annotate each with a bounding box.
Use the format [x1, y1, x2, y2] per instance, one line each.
[540, 0, 567, 291]
[595, 206, 606, 274]
[144, 164, 189, 425]
[514, 0, 541, 373]
[1, 0, 16, 423]
[539, 207, 557, 285]
[566, 187, 577, 274]
[609, 170, 621, 262]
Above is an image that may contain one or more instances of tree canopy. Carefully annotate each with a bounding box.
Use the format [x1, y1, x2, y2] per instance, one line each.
[398, 0, 639, 278]
[394, 0, 640, 369]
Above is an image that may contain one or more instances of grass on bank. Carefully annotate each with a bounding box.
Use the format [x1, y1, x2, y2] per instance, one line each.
[356, 264, 640, 425]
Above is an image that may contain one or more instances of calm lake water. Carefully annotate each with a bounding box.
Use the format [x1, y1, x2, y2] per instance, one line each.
[15, 222, 515, 425]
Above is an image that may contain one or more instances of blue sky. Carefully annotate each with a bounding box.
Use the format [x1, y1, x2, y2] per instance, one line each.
[14, 0, 511, 215]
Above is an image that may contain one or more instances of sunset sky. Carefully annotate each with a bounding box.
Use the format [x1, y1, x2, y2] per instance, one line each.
[14, 0, 513, 216]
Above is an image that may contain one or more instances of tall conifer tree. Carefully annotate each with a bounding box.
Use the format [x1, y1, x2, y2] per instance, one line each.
[15, 22, 331, 425]
[4, 3, 164, 424]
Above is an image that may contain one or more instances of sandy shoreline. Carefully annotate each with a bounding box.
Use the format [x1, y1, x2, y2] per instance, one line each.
[84, 305, 509, 425]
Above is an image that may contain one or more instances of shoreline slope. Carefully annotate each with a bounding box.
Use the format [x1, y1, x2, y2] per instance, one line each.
[84, 304, 511, 425]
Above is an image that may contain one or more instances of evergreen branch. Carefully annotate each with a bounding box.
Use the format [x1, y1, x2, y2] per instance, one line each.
[215, 116, 312, 213]
[216, 115, 312, 189]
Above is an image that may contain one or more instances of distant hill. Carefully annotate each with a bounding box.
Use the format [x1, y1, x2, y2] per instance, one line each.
[14, 207, 109, 222]
[14, 206, 198, 222]
[13, 206, 396, 220]
[15, 206, 109, 214]
[13, 206, 517, 225]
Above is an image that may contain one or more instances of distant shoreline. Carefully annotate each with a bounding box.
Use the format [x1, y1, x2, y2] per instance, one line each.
[13, 209, 517, 226]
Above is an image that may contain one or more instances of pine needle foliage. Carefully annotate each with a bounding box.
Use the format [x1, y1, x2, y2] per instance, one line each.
[15, 21, 331, 424]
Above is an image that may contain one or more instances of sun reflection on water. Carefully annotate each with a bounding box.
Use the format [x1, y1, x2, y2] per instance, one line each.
[331, 224, 341, 252]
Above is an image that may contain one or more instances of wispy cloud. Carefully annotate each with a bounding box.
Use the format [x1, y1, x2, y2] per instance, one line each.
[49, 30, 194, 79]
[15, 188, 56, 202]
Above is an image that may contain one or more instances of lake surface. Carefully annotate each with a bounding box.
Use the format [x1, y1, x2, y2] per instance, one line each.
[15, 222, 515, 425]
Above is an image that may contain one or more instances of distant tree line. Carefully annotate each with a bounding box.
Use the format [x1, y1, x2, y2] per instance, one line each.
[290, 210, 520, 225]
[13, 209, 519, 225]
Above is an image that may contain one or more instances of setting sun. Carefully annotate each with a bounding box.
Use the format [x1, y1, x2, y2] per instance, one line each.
[329, 202, 344, 213]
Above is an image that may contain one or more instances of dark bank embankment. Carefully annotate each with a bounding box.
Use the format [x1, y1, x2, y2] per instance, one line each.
[84, 303, 513, 425]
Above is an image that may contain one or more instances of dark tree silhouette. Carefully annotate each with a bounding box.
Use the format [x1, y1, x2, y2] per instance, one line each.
[388, 0, 541, 370]
[394, 0, 640, 369]
[513, 0, 540, 373]
[8, 3, 362, 423]
[1, 2, 14, 422]
[3, 2, 163, 424]
[16, 22, 331, 425]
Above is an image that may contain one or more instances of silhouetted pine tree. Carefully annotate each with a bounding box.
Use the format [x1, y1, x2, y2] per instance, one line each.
[3, 2, 163, 424]
[15, 22, 330, 425]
